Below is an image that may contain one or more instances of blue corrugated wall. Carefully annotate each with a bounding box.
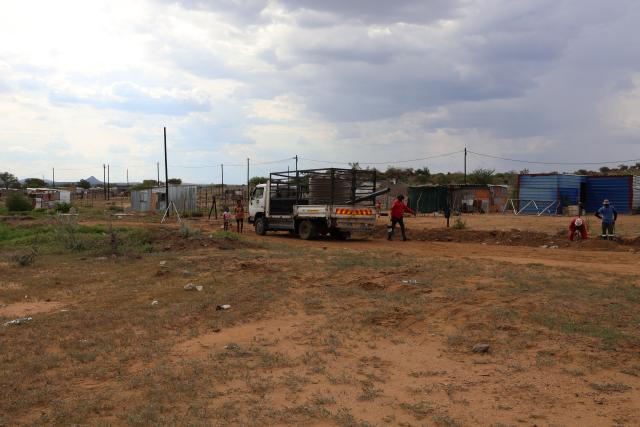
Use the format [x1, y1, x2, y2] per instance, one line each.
[558, 175, 585, 207]
[585, 176, 632, 213]
[517, 174, 585, 214]
[518, 175, 560, 214]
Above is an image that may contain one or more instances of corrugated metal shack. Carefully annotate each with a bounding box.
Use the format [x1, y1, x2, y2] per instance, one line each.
[517, 174, 586, 214]
[584, 176, 633, 214]
[517, 174, 636, 214]
[408, 186, 447, 213]
[408, 184, 508, 214]
[130, 185, 197, 214]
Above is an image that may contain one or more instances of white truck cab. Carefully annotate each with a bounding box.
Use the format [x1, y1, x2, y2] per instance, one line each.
[248, 184, 266, 224]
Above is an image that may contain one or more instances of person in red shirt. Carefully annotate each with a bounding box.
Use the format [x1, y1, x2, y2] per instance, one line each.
[387, 195, 415, 241]
[569, 216, 588, 241]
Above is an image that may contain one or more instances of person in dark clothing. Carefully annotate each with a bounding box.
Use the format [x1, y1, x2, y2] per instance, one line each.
[444, 204, 451, 228]
[595, 199, 618, 240]
[387, 195, 415, 241]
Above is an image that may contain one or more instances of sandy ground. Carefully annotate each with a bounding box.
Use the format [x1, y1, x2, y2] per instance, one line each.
[1, 213, 639, 426]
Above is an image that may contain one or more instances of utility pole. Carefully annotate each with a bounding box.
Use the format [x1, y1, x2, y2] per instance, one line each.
[126, 169, 129, 187]
[107, 164, 110, 200]
[157, 162, 160, 187]
[295, 154, 298, 174]
[246, 158, 250, 204]
[221, 163, 224, 201]
[464, 148, 467, 185]
[164, 127, 169, 215]
[52, 167, 55, 189]
[103, 164, 106, 200]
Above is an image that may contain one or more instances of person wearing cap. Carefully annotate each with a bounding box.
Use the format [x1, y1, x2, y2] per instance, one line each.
[595, 199, 618, 239]
[569, 216, 588, 241]
[388, 194, 415, 241]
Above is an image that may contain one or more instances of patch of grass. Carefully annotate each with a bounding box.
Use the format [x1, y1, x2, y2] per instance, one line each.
[328, 252, 404, 271]
[9, 246, 38, 266]
[590, 382, 631, 393]
[400, 401, 434, 420]
[302, 351, 327, 374]
[535, 350, 557, 367]
[409, 370, 446, 378]
[310, 391, 336, 406]
[258, 349, 293, 369]
[357, 381, 383, 401]
[620, 365, 640, 377]
[563, 368, 585, 377]
[432, 413, 462, 427]
[530, 312, 623, 347]
[179, 223, 201, 238]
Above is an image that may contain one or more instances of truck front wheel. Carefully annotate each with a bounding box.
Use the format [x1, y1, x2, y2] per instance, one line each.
[298, 220, 317, 240]
[255, 217, 267, 236]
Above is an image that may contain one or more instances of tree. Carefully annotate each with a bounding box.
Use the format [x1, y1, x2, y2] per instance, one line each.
[249, 176, 268, 187]
[468, 168, 495, 185]
[0, 172, 18, 189]
[414, 167, 431, 184]
[77, 179, 91, 189]
[619, 164, 629, 171]
[24, 178, 46, 188]
[599, 166, 610, 174]
[131, 180, 159, 190]
[348, 162, 361, 170]
[167, 178, 182, 185]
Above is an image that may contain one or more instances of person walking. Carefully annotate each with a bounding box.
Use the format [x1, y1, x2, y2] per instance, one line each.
[234, 199, 245, 234]
[387, 195, 415, 241]
[595, 199, 617, 240]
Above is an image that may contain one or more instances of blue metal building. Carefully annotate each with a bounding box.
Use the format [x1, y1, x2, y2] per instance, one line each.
[516, 174, 585, 214]
[585, 176, 633, 214]
[517, 173, 635, 214]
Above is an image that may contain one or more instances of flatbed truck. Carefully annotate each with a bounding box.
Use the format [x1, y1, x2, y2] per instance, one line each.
[248, 168, 389, 240]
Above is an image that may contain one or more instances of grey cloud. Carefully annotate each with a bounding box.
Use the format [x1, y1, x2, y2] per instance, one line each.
[163, 0, 268, 24]
[277, 0, 463, 25]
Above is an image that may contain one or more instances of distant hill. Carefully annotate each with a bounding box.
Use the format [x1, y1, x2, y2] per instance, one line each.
[85, 176, 102, 186]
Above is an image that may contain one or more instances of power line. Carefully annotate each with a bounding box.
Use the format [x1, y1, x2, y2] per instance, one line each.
[468, 150, 640, 166]
[300, 150, 464, 166]
[168, 157, 294, 169]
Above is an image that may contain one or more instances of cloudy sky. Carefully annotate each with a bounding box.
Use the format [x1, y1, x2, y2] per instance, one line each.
[1, 0, 639, 184]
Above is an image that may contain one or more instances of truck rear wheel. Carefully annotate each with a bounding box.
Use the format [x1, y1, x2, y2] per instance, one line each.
[255, 217, 267, 236]
[298, 220, 317, 240]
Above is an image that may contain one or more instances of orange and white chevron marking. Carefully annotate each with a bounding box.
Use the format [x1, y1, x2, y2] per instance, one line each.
[335, 208, 373, 216]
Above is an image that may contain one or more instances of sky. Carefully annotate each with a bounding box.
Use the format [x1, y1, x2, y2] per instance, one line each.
[1, 0, 639, 184]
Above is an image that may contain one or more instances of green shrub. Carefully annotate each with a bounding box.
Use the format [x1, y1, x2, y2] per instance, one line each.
[108, 205, 124, 212]
[5, 192, 33, 212]
[452, 217, 466, 230]
[55, 202, 72, 213]
[179, 223, 201, 238]
[10, 247, 38, 266]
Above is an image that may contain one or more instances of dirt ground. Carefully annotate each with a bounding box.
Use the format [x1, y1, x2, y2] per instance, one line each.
[1, 213, 639, 426]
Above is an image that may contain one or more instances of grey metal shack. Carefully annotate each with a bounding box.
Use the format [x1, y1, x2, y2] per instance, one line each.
[130, 185, 197, 214]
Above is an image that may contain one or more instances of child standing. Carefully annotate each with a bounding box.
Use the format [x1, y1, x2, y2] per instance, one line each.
[223, 207, 231, 231]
